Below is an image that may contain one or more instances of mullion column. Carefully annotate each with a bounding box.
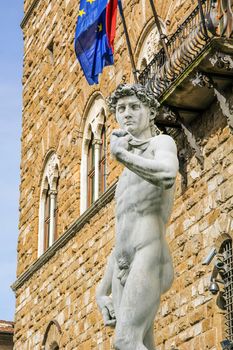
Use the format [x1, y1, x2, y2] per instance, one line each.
[94, 139, 102, 201]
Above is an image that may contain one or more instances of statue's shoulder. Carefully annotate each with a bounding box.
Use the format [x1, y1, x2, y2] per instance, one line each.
[150, 134, 177, 154]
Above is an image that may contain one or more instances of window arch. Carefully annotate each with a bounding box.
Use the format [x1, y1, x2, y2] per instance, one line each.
[38, 153, 59, 257]
[80, 95, 107, 214]
[135, 19, 167, 71]
[50, 342, 59, 350]
[42, 320, 61, 350]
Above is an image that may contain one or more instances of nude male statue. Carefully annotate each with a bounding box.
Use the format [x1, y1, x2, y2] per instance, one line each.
[96, 84, 179, 350]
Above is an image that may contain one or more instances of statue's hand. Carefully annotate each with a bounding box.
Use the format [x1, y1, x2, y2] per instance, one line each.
[111, 130, 131, 158]
[97, 296, 116, 327]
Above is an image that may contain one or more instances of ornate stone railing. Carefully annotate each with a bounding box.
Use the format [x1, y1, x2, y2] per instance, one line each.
[139, 0, 233, 99]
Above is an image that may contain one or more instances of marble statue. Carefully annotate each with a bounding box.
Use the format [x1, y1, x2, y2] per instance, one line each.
[96, 84, 178, 350]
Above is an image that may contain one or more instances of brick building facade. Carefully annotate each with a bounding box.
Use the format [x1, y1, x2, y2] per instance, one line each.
[12, 0, 233, 349]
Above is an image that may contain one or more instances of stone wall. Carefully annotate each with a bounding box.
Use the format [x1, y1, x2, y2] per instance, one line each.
[15, 0, 233, 349]
[155, 90, 233, 349]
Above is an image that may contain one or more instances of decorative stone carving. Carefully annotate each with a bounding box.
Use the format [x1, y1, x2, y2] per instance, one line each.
[157, 105, 178, 124]
[209, 52, 233, 70]
[214, 88, 233, 131]
[190, 72, 214, 89]
[190, 70, 233, 131]
[47, 153, 59, 188]
[96, 84, 178, 350]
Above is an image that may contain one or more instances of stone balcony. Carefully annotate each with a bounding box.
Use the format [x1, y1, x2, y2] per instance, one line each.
[139, 0, 233, 128]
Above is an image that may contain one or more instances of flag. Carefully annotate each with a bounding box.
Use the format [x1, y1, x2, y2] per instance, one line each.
[74, 0, 118, 85]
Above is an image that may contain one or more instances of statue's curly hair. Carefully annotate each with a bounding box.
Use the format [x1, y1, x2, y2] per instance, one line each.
[106, 83, 160, 114]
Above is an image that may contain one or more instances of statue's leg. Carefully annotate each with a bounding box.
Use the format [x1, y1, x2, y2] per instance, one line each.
[160, 240, 174, 294]
[114, 242, 162, 350]
[143, 323, 156, 350]
[112, 263, 123, 321]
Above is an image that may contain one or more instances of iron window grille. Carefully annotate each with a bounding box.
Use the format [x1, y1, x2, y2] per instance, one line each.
[222, 239, 233, 343]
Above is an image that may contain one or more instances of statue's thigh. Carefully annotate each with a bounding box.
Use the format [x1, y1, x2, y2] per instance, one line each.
[161, 241, 174, 294]
[118, 244, 162, 328]
[112, 264, 123, 320]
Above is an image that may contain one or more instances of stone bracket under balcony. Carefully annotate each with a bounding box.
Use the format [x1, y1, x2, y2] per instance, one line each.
[139, 0, 233, 167]
[149, 36, 233, 169]
[139, 0, 233, 131]
[160, 37, 233, 126]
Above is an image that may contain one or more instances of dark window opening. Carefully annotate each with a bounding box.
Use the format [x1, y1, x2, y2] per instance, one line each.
[52, 345, 59, 350]
[54, 177, 59, 242]
[44, 186, 50, 251]
[47, 40, 54, 64]
[99, 124, 107, 195]
[88, 132, 95, 207]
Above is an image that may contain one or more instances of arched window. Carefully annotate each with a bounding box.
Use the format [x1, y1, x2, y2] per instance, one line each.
[38, 153, 59, 257]
[80, 95, 108, 214]
[50, 342, 59, 350]
[135, 19, 167, 72]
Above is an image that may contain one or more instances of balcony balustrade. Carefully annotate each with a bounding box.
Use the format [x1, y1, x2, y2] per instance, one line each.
[139, 0, 233, 128]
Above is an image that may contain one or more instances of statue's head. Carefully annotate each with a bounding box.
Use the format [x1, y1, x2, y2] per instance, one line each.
[107, 84, 160, 137]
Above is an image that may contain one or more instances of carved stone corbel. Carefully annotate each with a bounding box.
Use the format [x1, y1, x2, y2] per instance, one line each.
[165, 105, 204, 166]
[214, 87, 233, 131]
[209, 52, 233, 71]
[190, 71, 214, 89]
[157, 105, 204, 185]
[156, 105, 179, 129]
[190, 71, 233, 132]
[178, 116, 204, 168]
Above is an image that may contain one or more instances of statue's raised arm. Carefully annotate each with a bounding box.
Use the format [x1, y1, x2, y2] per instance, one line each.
[96, 84, 178, 350]
[111, 131, 178, 188]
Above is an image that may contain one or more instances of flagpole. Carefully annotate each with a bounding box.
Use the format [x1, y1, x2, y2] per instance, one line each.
[148, 0, 169, 60]
[117, 0, 139, 83]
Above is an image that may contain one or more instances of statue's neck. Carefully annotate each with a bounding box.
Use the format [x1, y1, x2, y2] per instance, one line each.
[127, 133, 152, 150]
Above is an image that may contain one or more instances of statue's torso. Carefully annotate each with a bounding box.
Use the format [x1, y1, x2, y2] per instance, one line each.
[114, 143, 175, 267]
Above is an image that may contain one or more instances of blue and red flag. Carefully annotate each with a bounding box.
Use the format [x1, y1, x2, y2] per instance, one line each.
[74, 0, 118, 85]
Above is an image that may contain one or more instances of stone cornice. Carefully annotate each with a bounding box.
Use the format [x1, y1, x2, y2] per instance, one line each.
[11, 181, 117, 292]
[20, 0, 40, 29]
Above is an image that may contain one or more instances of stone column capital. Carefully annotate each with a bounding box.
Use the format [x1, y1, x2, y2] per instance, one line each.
[93, 139, 102, 147]
[49, 190, 57, 197]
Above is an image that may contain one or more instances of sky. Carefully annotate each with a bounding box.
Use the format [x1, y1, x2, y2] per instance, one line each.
[0, 2, 24, 320]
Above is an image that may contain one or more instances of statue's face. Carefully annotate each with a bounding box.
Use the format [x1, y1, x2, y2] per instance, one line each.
[116, 95, 152, 138]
